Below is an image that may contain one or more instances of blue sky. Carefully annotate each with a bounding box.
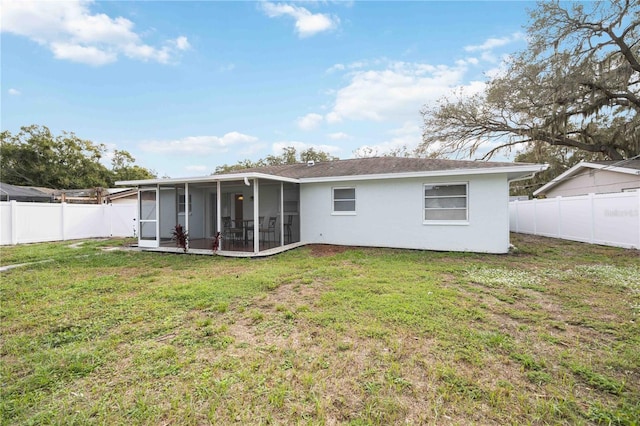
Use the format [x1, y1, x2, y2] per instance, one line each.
[2, 1, 533, 178]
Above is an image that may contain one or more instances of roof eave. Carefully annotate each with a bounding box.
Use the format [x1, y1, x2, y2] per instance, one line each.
[116, 172, 300, 186]
[299, 164, 548, 183]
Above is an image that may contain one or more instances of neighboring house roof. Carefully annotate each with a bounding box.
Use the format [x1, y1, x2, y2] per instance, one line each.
[106, 188, 138, 202]
[533, 159, 640, 196]
[0, 182, 53, 202]
[0, 183, 137, 203]
[117, 157, 547, 186]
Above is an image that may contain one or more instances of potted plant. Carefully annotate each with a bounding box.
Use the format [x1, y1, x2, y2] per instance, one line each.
[171, 224, 189, 252]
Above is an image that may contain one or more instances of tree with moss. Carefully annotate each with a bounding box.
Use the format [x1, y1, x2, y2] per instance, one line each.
[419, 0, 639, 161]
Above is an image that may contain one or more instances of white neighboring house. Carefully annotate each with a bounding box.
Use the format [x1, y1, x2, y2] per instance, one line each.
[105, 188, 138, 205]
[117, 157, 546, 255]
[534, 160, 640, 198]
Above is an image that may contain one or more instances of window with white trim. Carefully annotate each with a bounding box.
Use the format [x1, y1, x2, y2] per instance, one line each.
[178, 194, 192, 214]
[424, 183, 468, 222]
[333, 187, 356, 214]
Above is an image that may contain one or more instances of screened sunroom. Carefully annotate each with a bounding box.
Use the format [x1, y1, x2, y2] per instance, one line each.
[135, 173, 301, 256]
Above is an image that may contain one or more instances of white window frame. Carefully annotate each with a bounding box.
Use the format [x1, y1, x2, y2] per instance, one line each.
[423, 182, 469, 225]
[332, 186, 356, 215]
[178, 193, 192, 215]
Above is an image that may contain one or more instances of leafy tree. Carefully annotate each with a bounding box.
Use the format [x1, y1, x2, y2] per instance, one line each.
[419, 0, 640, 161]
[0, 125, 155, 189]
[1, 125, 111, 188]
[111, 149, 156, 182]
[214, 146, 339, 174]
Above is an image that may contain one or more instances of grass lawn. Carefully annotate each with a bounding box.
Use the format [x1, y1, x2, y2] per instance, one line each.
[1, 234, 639, 425]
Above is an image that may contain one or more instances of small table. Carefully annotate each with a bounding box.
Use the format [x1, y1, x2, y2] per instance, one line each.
[241, 219, 254, 244]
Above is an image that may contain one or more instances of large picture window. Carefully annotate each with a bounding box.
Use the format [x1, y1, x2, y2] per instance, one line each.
[424, 183, 468, 222]
[333, 187, 356, 214]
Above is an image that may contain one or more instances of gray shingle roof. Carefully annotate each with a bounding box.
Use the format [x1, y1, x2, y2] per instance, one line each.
[219, 157, 532, 179]
[0, 182, 53, 202]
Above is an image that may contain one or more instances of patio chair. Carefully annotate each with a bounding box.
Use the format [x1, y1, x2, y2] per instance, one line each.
[222, 216, 243, 248]
[284, 215, 293, 244]
[260, 216, 278, 247]
[245, 216, 264, 244]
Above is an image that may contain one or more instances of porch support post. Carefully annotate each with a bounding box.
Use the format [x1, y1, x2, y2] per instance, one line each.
[280, 182, 284, 246]
[155, 184, 160, 247]
[253, 179, 259, 253]
[10, 200, 18, 245]
[185, 183, 190, 250]
[216, 181, 221, 249]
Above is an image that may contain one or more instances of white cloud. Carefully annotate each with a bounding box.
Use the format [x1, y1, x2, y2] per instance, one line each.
[174, 36, 190, 51]
[219, 63, 236, 72]
[325, 61, 475, 123]
[139, 132, 260, 155]
[327, 132, 349, 140]
[353, 122, 422, 157]
[326, 59, 377, 74]
[272, 141, 341, 155]
[464, 32, 524, 52]
[8, 88, 21, 96]
[50, 41, 117, 65]
[297, 113, 324, 130]
[326, 63, 345, 73]
[1, 0, 190, 66]
[261, 2, 339, 37]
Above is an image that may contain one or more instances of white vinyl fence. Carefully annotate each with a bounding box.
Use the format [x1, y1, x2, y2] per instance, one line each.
[510, 191, 640, 249]
[0, 201, 137, 245]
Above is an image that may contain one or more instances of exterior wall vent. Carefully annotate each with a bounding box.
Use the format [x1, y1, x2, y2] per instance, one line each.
[307, 160, 315, 166]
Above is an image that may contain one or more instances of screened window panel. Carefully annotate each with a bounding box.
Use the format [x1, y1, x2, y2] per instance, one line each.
[334, 200, 356, 211]
[424, 183, 468, 222]
[425, 197, 467, 209]
[333, 187, 355, 212]
[334, 188, 355, 200]
[424, 209, 467, 221]
[140, 192, 156, 220]
[140, 222, 157, 240]
[424, 184, 466, 197]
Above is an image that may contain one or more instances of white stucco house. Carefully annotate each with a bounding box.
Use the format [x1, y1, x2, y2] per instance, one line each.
[534, 160, 640, 198]
[117, 157, 547, 256]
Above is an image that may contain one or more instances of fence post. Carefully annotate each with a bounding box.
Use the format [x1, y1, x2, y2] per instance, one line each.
[10, 200, 18, 245]
[637, 191, 640, 249]
[61, 202, 67, 241]
[556, 196, 562, 238]
[108, 204, 113, 237]
[533, 199, 538, 235]
[589, 193, 595, 244]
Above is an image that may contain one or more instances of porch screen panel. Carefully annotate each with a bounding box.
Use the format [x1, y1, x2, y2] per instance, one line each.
[139, 190, 157, 240]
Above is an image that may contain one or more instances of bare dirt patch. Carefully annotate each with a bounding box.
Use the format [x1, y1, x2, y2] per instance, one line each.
[227, 280, 327, 350]
[307, 244, 355, 257]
